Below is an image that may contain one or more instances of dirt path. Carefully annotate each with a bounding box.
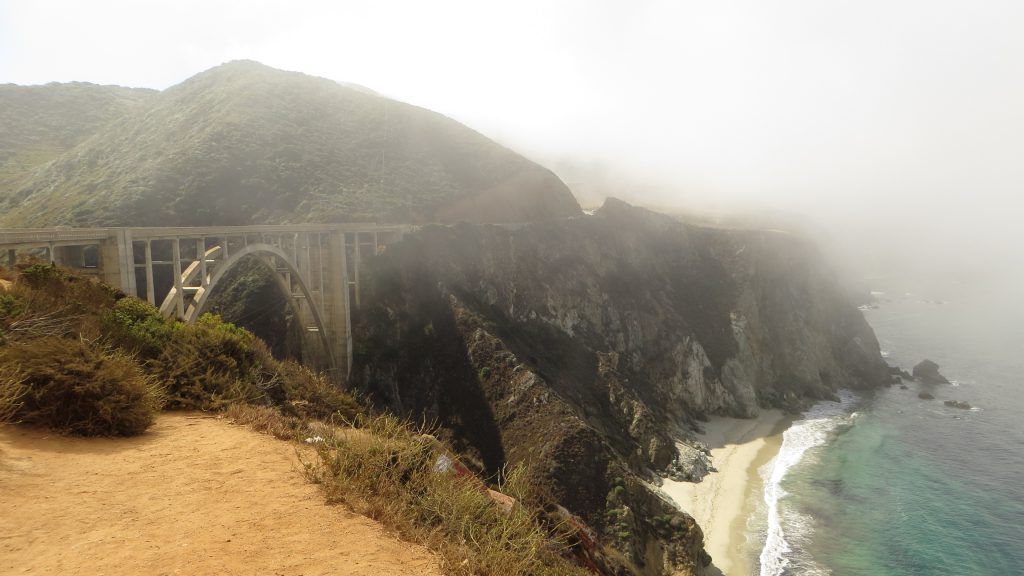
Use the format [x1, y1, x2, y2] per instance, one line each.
[0, 413, 441, 576]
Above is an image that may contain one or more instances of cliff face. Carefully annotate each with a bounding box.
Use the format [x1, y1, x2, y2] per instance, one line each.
[351, 199, 889, 575]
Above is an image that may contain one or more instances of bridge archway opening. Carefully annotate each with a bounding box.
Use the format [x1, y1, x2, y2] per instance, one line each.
[183, 243, 334, 371]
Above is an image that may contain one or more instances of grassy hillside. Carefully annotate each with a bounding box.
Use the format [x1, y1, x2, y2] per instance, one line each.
[0, 82, 155, 194]
[0, 61, 580, 227]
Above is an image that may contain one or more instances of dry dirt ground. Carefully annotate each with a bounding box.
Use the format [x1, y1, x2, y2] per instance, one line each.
[0, 413, 441, 575]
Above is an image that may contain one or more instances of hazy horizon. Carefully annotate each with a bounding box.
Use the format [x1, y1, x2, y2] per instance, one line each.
[3, 0, 1021, 288]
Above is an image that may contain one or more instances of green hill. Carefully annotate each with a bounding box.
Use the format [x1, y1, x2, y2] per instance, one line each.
[0, 82, 155, 194]
[0, 61, 580, 227]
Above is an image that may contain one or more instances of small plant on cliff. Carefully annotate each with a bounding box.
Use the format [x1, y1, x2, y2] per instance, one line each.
[0, 336, 165, 436]
[18, 262, 66, 290]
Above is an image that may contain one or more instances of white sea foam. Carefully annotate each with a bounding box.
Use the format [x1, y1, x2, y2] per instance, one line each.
[758, 391, 859, 576]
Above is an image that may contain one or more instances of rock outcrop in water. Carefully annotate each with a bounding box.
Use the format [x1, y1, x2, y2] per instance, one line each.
[351, 199, 890, 575]
[913, 359, 950, 384]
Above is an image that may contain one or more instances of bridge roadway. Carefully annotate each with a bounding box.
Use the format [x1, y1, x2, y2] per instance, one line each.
[0, 224, 414, 379]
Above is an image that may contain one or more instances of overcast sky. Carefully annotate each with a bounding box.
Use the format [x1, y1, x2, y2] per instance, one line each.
[2, 0, 1021, 284]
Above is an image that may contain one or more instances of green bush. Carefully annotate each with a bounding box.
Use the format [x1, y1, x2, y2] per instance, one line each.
[153, 313, 264, 410]
[102, 297, 178, 358]
[18, 262, 66, 290]
[0, 336, 164, 436]
[0, 292, 25, 319]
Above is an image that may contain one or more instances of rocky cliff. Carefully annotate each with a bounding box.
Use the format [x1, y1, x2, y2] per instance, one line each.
[350, 198, 889, 575]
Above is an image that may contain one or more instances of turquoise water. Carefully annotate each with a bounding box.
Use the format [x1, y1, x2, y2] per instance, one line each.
[756, 283, 1024, 575]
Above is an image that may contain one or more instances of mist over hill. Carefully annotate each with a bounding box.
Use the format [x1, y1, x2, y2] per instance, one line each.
[0, 61, 579, 227]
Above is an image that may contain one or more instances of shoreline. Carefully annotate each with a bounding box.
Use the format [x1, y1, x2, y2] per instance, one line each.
[662, 410, 792, 576]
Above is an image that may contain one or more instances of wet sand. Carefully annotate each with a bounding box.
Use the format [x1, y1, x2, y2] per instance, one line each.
[662, 410, 791, 575]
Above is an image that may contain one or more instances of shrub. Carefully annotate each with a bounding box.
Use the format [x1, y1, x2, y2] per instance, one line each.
[0, 292, 25, 319]
[0, 336, 164, 436]
[153, 313, 264, 410]
[277, 361, 361, 421]
[17, 262, 66, 290]
[102, 297, 178, 358]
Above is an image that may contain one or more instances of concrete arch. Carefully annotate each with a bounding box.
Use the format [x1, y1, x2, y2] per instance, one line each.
[185, 243, 335, 370]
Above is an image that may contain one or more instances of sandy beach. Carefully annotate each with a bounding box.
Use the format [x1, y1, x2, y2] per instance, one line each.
[662, 410, 790, 576]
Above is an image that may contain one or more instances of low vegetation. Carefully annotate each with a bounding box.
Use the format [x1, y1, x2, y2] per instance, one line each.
[0, 261, 586, 575]
[0, 365, 26, 424]
[227, 404, 589, 576]
[0, 261, 357, 434]
[0, 337, 163, 436]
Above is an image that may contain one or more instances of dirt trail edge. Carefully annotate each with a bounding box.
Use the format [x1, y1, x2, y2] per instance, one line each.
[0, 413, 441, 576]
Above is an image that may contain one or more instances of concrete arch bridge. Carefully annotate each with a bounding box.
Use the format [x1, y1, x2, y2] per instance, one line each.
[0, 224, 413, 379]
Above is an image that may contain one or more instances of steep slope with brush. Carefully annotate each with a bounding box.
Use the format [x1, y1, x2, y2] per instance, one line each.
[0, 61, 579, 227]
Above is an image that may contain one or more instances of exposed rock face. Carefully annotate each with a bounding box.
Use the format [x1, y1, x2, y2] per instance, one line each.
[913, 359, 950, 384]
[351, 199, 889, 575]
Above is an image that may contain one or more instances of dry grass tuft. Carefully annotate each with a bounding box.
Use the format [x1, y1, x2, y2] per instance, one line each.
[0, 365, 28, 424]
[225, 403, 304, 441]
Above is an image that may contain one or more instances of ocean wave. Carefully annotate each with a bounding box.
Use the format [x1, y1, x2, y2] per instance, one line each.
[758, 392, 859, 576]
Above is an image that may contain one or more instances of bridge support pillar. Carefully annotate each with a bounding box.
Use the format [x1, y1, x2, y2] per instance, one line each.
[99, 229, 136, 297]
[325, 231, 352, 380]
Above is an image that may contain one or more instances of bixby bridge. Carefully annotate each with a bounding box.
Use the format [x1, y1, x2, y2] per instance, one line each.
[0, 224, 414, 379]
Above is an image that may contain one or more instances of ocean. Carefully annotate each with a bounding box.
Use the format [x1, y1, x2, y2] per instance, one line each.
[752, 281, 1024, 575]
